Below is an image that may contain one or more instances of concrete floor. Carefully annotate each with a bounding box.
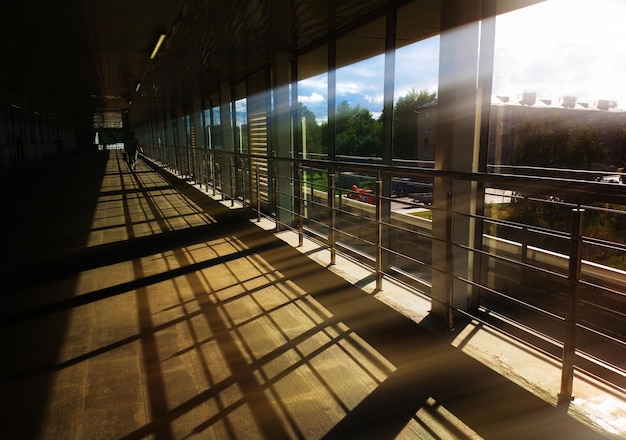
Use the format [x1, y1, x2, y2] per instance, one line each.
[0, 149, 619, 439]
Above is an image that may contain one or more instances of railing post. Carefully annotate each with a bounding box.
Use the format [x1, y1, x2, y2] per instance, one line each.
[559, 208, 585, 408]
[210, 151, 216, 196]
[521, 195, 529, 264]
[256, 161, 261, 222]
[186, 146, 191, 178]
[174, 146, 178, 173]
[520, 194, 530, 289]
[240, 156, 246, 210]
[229, 156, 235, 207]
[329, 171, 336, 265]
[204, 149, 209, 191]
[220, 155, 225, 201]
[444, 191, 454, 331]
[272, 158, 279, 233]
[200, 148, 205, 188]
[184, 146, 188, 177]
[375, 177, 383, 291]
[309, 168, 315, 218]
[298, 164, 304, 247]
[177, 146, 182, 174]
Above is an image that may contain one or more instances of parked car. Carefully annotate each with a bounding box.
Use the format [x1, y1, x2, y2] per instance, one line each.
[348, 185, 375, 204]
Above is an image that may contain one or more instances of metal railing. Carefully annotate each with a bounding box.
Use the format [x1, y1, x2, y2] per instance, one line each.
[141, 141, 626, 404]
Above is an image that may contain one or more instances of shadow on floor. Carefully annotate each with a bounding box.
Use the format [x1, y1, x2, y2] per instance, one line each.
[0, 152, 609, 439]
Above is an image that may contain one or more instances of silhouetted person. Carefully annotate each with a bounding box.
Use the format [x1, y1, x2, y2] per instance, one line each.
[124, 131, 141, 171]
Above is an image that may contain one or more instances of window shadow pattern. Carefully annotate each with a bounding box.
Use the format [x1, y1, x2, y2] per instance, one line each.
[0, 150, 607, 439]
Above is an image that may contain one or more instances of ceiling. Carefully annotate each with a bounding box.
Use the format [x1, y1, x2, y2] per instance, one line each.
[1, 0, 543, 131]
[1, 0, 186, 127]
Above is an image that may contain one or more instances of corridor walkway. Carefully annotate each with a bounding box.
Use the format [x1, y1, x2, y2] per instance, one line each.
[0, 149, 609, 439]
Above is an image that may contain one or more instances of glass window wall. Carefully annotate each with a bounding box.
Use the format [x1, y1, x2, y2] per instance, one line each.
[480, 0, 626, 382]
[234, 98, 248, 154]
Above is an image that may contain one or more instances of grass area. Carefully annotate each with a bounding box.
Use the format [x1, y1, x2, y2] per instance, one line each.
[409, 210, 432, 220]
[485, 201, 626, 270]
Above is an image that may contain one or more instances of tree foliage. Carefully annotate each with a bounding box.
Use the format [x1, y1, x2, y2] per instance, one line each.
[393, 89, 436, 159]
[514, 118, 608, 170]
[321, 100, 382, 157]
[498, 119, 621, 268]
[300, 89, 436, 159]
[301, 105, 323, 155]
[570, 126, 608, 170]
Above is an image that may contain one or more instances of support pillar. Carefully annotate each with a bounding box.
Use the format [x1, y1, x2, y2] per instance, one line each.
[431, 0, 488, 325]
[272, 51, 293, 230]
[220, 81, 235, 200]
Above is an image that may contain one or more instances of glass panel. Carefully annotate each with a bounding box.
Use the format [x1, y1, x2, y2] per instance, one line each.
[483, 0, 626, 380]
[235, 98, 248, 153]
[297, 72, 327, 160]
[333, 54, 384, 161]
[393, 37, 439, 165]
[211, 105, 221, 150]
[298, 65, 329, 239]
[491, 0, 626, 176]
[203, 107, 211, 148]
[331, 16, 386, 261]
[389, 4, 440, 286]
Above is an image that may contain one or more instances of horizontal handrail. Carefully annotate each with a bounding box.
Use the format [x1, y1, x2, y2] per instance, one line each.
[141, 142, 626, 394]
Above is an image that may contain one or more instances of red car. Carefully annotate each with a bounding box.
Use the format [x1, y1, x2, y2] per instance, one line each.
[349, 185, 375, 204]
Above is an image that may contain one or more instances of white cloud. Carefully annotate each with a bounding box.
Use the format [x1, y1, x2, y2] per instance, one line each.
[299, 92, 325, 103]
[493, 0, 626, 108]
[299, 76, 327, 90]
[295, 1, 626, 120]
[363, 92, 384, 105]
[297, 38, 439, 119]
[336, 81, 363, 96]
[394, 36, 440, 102]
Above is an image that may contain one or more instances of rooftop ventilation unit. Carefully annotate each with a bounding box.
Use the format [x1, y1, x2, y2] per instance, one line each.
[520, 92, 536, 106]
[562, 95, 576, 108]
[597, 99, 609, 111]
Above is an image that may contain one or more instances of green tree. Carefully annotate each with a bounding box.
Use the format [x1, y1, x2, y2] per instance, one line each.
[514, 117, 571, 167]
[321, 100, 382, 157]
[569, 125, 607, 170]
[619, 127, 626, 166]
[393, 89, 436, 159]
[498, 119, 623, 268]
[514, 118, 607, 170]
[300, 105, 323, 156]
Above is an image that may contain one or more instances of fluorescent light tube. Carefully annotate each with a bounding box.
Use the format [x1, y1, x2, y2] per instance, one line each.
[150, 34, 166, 59]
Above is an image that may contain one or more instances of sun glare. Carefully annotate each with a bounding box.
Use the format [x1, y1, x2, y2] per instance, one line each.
[494, 0, 626, 108]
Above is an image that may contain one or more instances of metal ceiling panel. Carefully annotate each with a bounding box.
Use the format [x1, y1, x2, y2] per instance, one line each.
[1, 0, 544, 129]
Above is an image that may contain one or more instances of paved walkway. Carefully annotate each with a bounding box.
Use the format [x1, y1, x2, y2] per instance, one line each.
[0, 150, 614, 439]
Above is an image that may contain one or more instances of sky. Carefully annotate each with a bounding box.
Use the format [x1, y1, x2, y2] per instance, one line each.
[297, 0, 626, 123]
[492, 0, 626, 108]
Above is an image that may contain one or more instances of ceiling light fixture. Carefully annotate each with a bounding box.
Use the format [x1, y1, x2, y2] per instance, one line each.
[135, 82, 141, 92]
[150, 34, 166, 59]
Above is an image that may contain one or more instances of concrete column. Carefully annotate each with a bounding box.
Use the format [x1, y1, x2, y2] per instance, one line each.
[272, 51, 293, 229]
[189, 97, 203, 181]
[380, 3, 397, 273]
[190, 97, 203, 148]
[220, 81, 235, 198]
[174, 103, 188, 174]
[431, 0, 484, 323]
